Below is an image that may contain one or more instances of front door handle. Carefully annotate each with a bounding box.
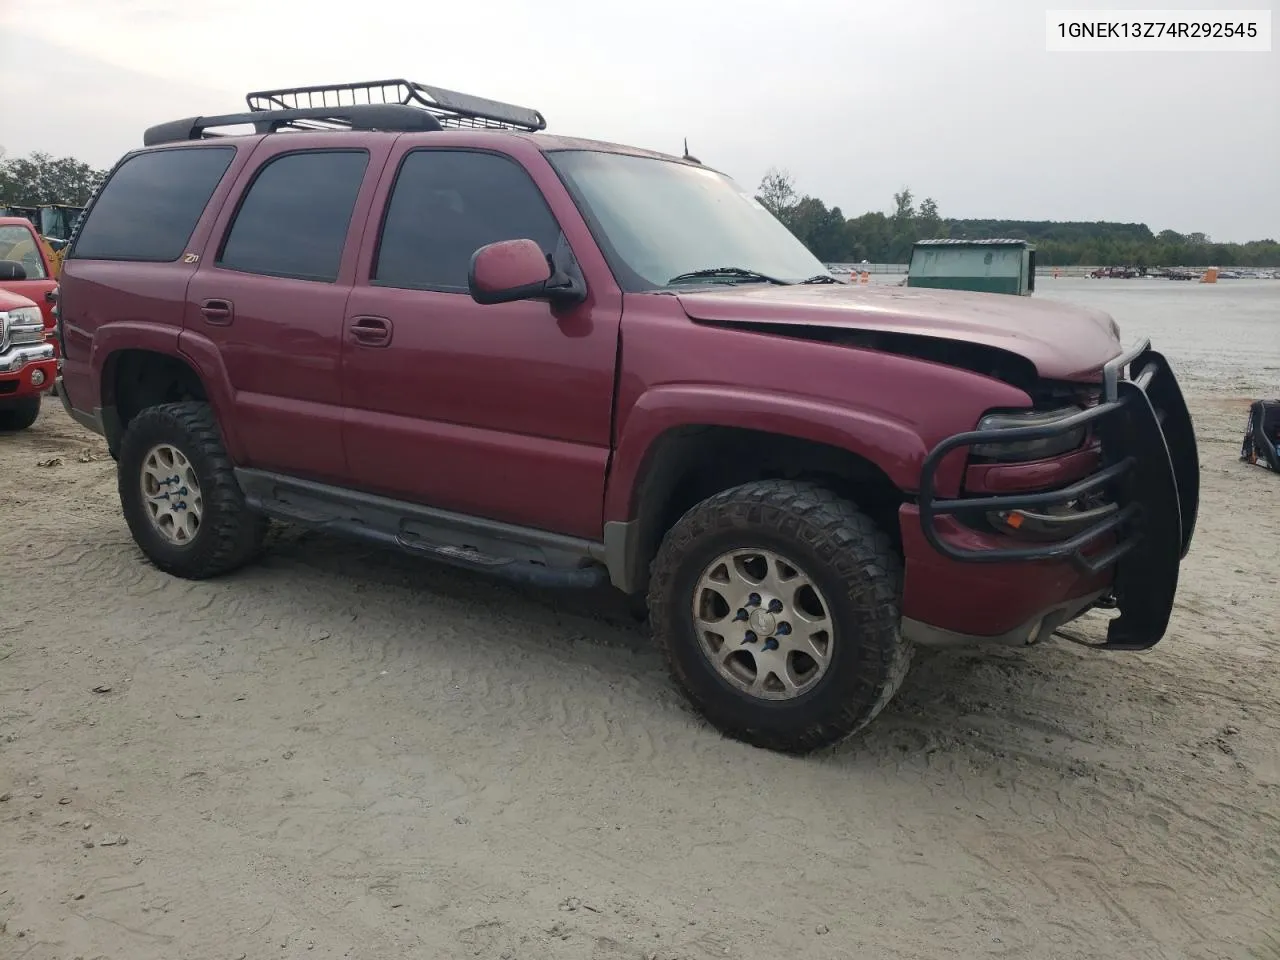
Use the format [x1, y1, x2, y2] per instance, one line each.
[349, 315, 393, 347]
[200, 299, 234, 325]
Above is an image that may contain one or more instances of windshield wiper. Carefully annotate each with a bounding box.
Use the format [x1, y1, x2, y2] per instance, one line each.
[800, 274, 840, 284]
[667, 266, 790, 286]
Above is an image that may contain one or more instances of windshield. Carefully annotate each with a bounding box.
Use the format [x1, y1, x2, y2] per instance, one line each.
[0, 225, 48, 280]
[39, 207, 80, 241]
[546, 150, 829, 291]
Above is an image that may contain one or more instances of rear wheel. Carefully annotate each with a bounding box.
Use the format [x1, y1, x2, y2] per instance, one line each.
[647, 480, 911, 754]
[117, 401, 267, 579]
[0, 397, 40, 432]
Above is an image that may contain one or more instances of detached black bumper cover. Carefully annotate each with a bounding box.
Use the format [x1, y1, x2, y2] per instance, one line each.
[918, 339, 1200, 650]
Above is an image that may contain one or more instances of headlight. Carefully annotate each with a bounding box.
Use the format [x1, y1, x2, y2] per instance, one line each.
[971, 406, 1086, 461]
[3, 306, 42, 326]
[1, 306, 46, 346]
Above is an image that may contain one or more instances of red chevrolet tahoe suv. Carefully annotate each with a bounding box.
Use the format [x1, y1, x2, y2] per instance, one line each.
[54, 80, 1200, 753]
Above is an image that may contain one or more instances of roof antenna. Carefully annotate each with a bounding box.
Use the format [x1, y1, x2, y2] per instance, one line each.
[682, 138, 701, 164]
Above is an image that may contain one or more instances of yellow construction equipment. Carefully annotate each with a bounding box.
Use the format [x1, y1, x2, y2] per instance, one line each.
[0, 203, 84, 277]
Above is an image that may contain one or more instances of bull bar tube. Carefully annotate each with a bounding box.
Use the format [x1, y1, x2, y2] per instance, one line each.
[918, 339, 1200, 651]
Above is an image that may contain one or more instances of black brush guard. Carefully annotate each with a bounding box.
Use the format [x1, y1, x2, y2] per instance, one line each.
[918, 339, 1200, 650]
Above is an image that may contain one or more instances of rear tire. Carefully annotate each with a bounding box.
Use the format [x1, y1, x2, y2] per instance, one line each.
[647, 480, 911, 754]
[117, 401, 267, 579]
[0, 396, 41, 432]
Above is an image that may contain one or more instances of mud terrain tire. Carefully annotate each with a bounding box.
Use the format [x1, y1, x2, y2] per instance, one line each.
[118, 401, 267, 579]
[648, 480, 911, 754]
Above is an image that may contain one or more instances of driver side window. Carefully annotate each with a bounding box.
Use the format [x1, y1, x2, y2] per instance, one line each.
[373, 149, 564, 293]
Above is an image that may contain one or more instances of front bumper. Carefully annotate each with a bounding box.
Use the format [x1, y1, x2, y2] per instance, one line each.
[898, 505, 1113, 647]
[913, 339, 1199, 651]
[0, 343, 58, 400]
[902, 588, 1107, 649]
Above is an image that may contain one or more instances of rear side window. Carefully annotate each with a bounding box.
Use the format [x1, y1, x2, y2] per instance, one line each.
[71, 147, 235, 262]
[374, 150, 561, 292]
[218, 150, 369, 283]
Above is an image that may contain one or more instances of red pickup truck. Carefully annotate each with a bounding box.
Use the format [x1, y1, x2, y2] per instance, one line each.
[54, 80, 1200, 753]
[0, 215, 60, 331]
[0, 215, 60, 430]
[0, 286, 57, 431]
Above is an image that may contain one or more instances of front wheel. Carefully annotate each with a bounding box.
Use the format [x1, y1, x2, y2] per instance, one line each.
[117, 401, 268, 579]
[647, 480, 911, 754]
[0, 396, 40, 432]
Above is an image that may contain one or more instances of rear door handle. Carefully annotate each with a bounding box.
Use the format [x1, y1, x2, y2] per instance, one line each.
[349, 315, 393, 347]
[200, 299, 234, 325]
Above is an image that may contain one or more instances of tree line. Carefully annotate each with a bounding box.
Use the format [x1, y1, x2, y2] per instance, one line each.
[755, 167, 1280, 268]
[0, 151, 107, 206]
[2, 151, 1276, 269]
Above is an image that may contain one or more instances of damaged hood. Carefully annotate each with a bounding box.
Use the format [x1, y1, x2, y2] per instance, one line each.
[674, 282, 1123, 381]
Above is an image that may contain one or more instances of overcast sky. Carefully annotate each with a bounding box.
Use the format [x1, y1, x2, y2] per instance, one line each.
[2, 0, 1275, 241]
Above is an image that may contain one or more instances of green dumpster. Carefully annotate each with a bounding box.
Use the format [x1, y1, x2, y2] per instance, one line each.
[906, 238, 1036, 296]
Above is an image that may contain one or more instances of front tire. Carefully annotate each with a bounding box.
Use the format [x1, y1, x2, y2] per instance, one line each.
[0, 396, 40, 432]
[647, 480, 911, 754]
[117, 401, 267, 579]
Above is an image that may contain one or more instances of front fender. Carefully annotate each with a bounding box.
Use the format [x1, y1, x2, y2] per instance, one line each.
[603, 383, 937, 524]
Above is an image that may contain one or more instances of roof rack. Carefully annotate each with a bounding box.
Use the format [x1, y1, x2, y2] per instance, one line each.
[246, 79, 546, 132]
[144, 104, 443, 146]
[143, 79, 546, 147]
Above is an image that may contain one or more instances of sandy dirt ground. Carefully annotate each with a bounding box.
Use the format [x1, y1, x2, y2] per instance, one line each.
[1, 394, 1278, 960]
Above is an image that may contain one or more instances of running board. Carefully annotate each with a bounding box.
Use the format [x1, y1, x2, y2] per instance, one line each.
[235, 468, 609, 589]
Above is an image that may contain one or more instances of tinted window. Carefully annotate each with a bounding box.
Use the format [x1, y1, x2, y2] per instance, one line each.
[219, 150, 369, 283]
[71, 147, 235, 262]
[374, 150, 561, 291]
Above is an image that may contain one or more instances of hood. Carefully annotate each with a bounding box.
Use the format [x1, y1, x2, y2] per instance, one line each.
[0, 287, 38, 311]
[674, 282, 1123, 382]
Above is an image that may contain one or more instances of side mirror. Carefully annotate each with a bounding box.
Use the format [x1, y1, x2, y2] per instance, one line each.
[0, 259, 28, 281]
[468, 239, 586, 307]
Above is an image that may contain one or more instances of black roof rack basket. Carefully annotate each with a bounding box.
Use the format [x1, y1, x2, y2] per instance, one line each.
[246, 79, 546, 132]
[143, 79, 546, 146]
